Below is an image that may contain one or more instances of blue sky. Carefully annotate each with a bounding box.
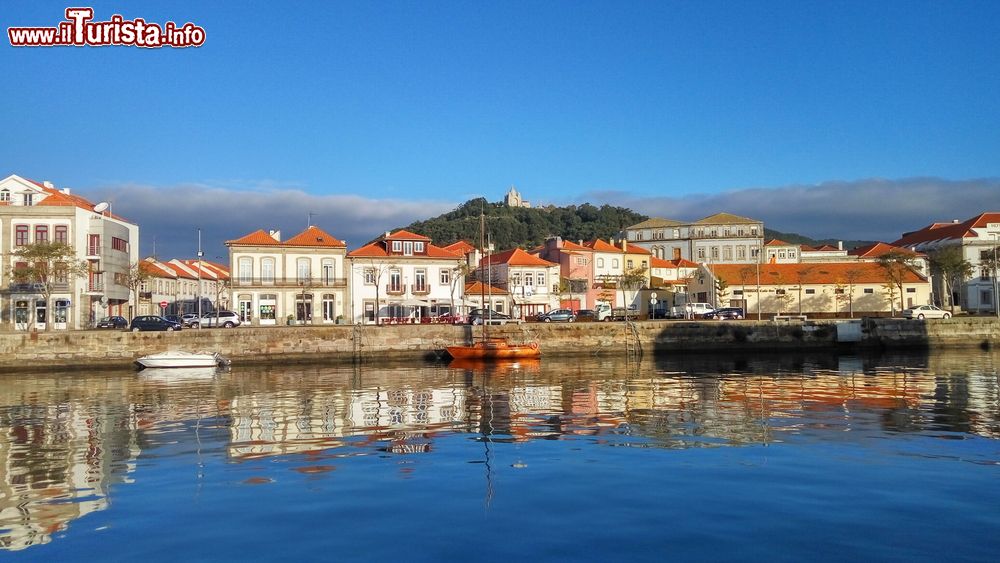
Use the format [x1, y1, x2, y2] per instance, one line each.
[3, 1, 1000, 258]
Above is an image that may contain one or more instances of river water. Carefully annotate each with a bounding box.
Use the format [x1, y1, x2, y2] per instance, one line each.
[2, 350, 999, 561]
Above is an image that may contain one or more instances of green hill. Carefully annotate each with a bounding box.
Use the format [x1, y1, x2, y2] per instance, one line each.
[401, 198, 646, 251]
[399, 198, 870, 251]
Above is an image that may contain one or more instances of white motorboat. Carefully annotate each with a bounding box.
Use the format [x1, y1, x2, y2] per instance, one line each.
[135, 351, 230, 369]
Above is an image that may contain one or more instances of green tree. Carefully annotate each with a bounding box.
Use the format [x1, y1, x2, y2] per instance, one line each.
[714, 277, 730, 308]
[876, 251, 917, 315]
[9, 242, 88, 331]
[927, 246, 973, 313]
[125, 262, 151, 318]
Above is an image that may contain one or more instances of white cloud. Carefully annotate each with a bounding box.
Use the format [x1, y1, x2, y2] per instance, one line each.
[84, 182, 456, 260]
[81, 176, 1000, 261]
[579, 177, 1000, 242]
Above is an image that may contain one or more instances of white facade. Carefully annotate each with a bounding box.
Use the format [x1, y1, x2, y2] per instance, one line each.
[0, 174, 139, 330]
[228, 226, 349, 326]
[626, 213, 764, 265]
[348, 230, 464, 324]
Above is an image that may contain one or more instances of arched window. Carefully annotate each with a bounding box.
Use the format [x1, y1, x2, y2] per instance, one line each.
[297, 258, 311, 283]
[238, 257, 252, 284]
[261, 258, 275, 284]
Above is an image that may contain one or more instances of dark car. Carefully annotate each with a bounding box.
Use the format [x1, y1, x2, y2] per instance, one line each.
[575, 309, 598, 322]
[96, 316, 128, 329]
[704, 307, 745, 320]
[130, 315, 182, 332]
[537, 309, 576, 322]
[468, 308, 522, 325]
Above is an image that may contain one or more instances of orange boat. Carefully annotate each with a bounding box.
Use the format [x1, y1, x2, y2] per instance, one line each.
[446, 337, 541, 360]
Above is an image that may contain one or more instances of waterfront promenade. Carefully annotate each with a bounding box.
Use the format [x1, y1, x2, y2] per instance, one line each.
[1, 318, 998, 371]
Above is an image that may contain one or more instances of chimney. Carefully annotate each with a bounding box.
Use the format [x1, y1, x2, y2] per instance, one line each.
[838, 241, 843, 251]
[620, 239, 627, 251]
[385, 231, 392, 238]
[43, 181, 54, 189]
[60, 187, 71, 195]
[268, 230, 281, 241]
[952, 219, 959, 223]
[578, 240, 583, 246]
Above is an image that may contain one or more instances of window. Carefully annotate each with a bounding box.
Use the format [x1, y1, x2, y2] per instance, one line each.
[805, 289, 815, 295]
[734, 289, 743, 295]
[111, 237, 128, 252]
[612, 259, 620, 269]
[23, 193, 33, 206]
[789, 250, 796, 259]
[261, 258, 275, 283]
[403, 241, 413, 255]
[751, 227, 759, 235]
[35, 225, 49, 243]
[55, 225, 68, 243]
[114, 272, 128, 286]
[576, 256, 587, 265]
[597, 258, 604, 268]
[364, 269, 376, 284]
[524, 273, 534, 287]
[322, 259, 334, 284]
[88, 234, 100, 255]
[238, 258, 252, 284]
[711, 247, 719, 260]
[440, 269, 451, 285]
[723, 247, 732, 261]
[627, 259, 634, 269]
[697, 248, 706, 260]
[512, 273, 521, 286]
[906, 288, 916, 293]
[864, 288, 874, 294]
[834, 288, 845, 294]
[750, 246, 760, 259]
[0, 190, 8, 202]
[778, 250, 787, 259]
[15, 225, 28, 246]
[672, 228, 680, 238]
[414, 269, 427, 292]
[736, 246, 746, 260]
[392, 241, 401, 252]
[322, 294, 335, 321]
[296, 258, 311, 283]
[776, 289, 786, 295]
[537, 272, 545, 287]
[635, 232, 644, 241]
[414, 242, 424, 253]
[654, 230, 664, 240]
[389, 269, 402, 292]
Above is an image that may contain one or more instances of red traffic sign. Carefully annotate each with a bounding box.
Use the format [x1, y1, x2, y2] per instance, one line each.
[159, 301, 168, 309]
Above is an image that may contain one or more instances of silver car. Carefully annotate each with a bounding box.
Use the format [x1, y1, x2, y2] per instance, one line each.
[191, 311, 242, 328]
[902, 305, 951, 320]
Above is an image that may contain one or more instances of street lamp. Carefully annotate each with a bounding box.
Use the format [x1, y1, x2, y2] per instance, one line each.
[992, 234, 999, 319]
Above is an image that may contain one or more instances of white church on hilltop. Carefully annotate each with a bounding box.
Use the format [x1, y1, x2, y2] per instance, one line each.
[504, 186, 531, 208]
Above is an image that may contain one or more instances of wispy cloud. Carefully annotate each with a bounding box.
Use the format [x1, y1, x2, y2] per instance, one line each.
[579, 177, 1000, 242]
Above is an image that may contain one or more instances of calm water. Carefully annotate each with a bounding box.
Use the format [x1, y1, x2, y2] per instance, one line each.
[2, 350, 999, 561]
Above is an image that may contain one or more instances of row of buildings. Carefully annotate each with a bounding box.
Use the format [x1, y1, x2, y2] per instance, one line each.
[1, 173, 997, 330]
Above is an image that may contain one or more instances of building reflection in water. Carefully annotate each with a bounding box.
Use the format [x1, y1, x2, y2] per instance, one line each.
[1, 349, 998, 551]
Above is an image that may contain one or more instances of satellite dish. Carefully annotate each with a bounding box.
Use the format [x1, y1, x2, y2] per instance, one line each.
[93, 202, 109, 213]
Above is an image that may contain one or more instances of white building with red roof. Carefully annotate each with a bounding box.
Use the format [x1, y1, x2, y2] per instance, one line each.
[476, 247, 560, 319]
[137, 257, 230, 316]
[0, 174, 139, 330]
[226, 225, 348, 325]
[892, 212, 1000, 313]
[347, 230, 464, 324]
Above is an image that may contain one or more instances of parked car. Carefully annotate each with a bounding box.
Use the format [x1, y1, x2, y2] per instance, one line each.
[902, 304, 952, 320]
[180, 313, 201, 327]
[537, 309, 576, 322]
[130, 316, 182, 332]
[468, 309, 522, 325]
[96, 316, 128, 329]
[191, 311, 242, 328]
[575, 309, 598, 322]
[704, 307, 745, 320]
[671, 303, 716, 319]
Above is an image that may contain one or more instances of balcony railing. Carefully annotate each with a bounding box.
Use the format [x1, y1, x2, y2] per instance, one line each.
[87, 245, 101, 256]
[411, 284, 430, 295]
[386, 285, 404, 296]
[232, 277, 348, 288]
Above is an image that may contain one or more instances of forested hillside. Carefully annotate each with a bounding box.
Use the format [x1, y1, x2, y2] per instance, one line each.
[401, 198, 646, 250]
[398, 198, 869, 251]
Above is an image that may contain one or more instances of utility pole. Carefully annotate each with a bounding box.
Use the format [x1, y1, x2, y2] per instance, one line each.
[197, 228, 203, 328]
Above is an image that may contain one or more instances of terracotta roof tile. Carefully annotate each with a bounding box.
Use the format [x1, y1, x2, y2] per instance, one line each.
[694, 212, 760, 225]
[583, 239, 623, 253]
[384, 229, 431, 242]
[464, 281, 508, 296]
[443, 240, 477, 255]
[848, 242, 919, 258]
[480, 248, 558, 267]
[227, 229, 281, 246]
[893, 212, 1000, 247]
[765, 239, 793, 246]
[284, 225, 346, 247]
[710, 262, 926, 286]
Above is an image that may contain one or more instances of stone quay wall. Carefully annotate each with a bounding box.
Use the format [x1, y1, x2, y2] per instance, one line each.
[0, 317, 997, 371]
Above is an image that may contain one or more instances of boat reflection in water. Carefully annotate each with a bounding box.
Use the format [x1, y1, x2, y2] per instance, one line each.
[138, 366, 225, 383]
[1, 350, 999, 558]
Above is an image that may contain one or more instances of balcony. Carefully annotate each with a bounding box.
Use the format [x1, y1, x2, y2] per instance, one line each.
[231, 276, 348, 288]
[87, 246, 102, 257]
[84, 281, 104, 294]
[411, 284, 430, 295]
[386, 284, 404, 296]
